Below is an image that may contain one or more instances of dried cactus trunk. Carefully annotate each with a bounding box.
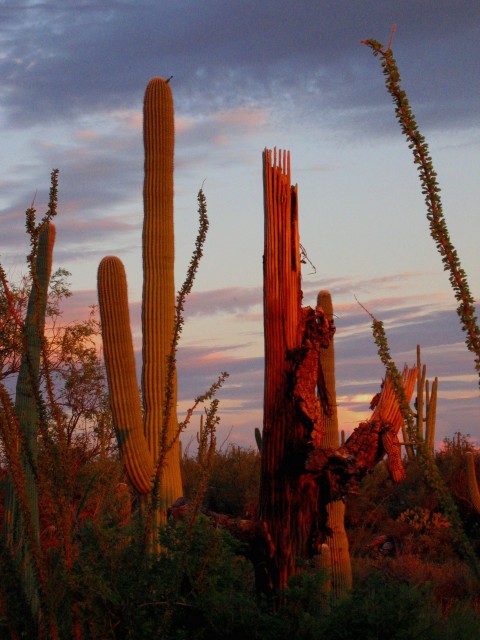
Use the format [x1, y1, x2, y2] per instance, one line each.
[98, 78, 182, 540]
[260, 148, 304, 592]
[260, 149, 336, 595]
[317, 290, 352, 600]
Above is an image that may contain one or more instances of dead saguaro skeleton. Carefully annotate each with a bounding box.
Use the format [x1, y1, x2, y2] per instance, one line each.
[258, 148, 417, 596]
[260, 148, 335, 593]
[169, 148, 418, 600]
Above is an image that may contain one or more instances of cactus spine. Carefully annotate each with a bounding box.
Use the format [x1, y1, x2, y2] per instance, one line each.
[317, 290, 352, 600]
[98, 78, 182, 536]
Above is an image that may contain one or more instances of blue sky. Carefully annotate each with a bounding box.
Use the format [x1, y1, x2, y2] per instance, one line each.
[1, 1, 479, 449]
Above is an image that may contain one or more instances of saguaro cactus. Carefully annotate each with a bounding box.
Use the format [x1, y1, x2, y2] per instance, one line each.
[466, 451, 480, 514]
[259, 149, 416, 597]
[403, 345, 438, 460]
[98, 78, 182, 536]
[316, 290, 352, 600]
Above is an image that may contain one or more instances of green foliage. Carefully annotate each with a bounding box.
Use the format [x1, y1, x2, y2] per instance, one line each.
[95, 516, 260, 640]
[182, 445, 261, 517]
[323, 572, 437, 640]
[1, 267, 113, 457]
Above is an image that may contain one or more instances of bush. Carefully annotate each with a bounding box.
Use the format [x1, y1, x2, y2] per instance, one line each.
[182, 445, 260, 517]
[320, 571, 479, 640]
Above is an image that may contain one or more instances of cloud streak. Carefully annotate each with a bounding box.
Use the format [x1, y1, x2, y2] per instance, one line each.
[2, 1, 479, 134]
[51, 272, 479, 450]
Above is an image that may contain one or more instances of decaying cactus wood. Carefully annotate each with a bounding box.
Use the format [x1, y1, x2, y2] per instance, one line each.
[260, 148, 331, 593]
[257, 148, 418, 597]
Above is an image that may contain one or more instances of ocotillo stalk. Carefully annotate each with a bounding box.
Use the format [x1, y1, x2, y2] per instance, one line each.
[466, 451, 480, 514]
[4, 221, 56, 620]
[317, 290, 352, 600]
[98, 77, 182, 541]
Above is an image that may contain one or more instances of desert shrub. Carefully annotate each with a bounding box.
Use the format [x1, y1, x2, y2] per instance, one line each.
[435, 435, 480, 544]
[322, 569, 479, 639]
[182, 445, 260, 517]
[107, 515, 265, 640]
[321, 572, 439, 640]
[432, 604, 480, 640]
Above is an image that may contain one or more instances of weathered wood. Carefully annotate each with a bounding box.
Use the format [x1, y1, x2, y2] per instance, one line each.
[260, 149, 335, 594]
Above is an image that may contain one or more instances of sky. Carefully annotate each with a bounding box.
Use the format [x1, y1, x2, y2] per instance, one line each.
[1, 0, 479, 451]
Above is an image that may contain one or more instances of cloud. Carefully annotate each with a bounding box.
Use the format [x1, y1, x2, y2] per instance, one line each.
[1, 1, 479, 136]
[185, 286, 262, 317]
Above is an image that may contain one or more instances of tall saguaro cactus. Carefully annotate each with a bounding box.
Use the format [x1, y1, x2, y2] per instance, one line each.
[98, 78, 182, 538]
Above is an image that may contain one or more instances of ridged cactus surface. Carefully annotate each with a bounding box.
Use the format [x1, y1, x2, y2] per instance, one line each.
[317, 290, 352, 600]
[98, 77, 182, 525]
[97, 256, 153, 494]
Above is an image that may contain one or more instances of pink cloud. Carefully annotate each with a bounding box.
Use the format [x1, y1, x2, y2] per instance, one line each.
[74, 130, 99, 141]
[215, 107, 268, 128]
[185, 286, 262, 316]
[50, 274, 478, 450]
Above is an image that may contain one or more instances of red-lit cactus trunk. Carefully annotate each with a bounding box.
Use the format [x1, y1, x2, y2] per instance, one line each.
[259, 149, 322, 594]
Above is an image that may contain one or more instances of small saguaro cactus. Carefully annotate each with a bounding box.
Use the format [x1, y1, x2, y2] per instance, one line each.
[98, 77, 183, 538]
[403, 345, 438, 460]
[466, 451, 480, 514]
[316, 290, 352, 601]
